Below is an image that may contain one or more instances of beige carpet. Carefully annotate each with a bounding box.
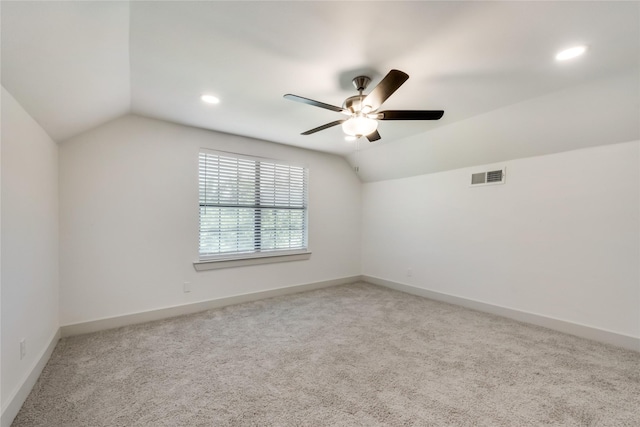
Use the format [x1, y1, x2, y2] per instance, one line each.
[13, 282, 640, 426]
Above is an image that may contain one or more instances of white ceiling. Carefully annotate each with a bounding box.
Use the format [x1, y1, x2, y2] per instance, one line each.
[2, 1, 639, 179]
[1, 1, 130, 141]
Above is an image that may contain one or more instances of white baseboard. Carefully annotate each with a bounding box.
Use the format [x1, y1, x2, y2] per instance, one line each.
[364, 275, 640, 353]
[61, 275, 361, 337]
[1, 328, 61, 427]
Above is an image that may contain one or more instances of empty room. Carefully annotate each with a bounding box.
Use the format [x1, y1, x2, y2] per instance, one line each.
[1, 1, 639, 426]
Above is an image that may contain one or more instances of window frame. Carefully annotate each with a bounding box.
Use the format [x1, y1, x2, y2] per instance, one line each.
[194, 149, 310, 270]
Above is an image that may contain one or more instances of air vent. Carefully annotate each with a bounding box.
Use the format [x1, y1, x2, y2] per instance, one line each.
[470, 168, 506, 186]
[487, 169, 503, 182]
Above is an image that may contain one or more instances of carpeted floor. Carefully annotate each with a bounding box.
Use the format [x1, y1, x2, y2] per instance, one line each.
[13, 282, 640, 426]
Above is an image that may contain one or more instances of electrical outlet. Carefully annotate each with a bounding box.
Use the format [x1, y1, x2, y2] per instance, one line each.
[183, 282, 191, 293]
[407, 268, 413, 278]
[20, 339, 26, 360]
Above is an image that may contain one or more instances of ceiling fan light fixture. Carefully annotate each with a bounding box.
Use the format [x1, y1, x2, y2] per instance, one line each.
[285, 69, 444, 141]
[342, 114, 378, 137]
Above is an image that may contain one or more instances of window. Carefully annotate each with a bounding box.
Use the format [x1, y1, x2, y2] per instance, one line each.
[198, 150, 308, 261]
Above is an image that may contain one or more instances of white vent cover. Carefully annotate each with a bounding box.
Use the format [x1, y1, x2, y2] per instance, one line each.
[470, 168, 506, 186]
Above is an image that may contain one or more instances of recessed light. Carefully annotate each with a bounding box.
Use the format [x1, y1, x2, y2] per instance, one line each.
[201, 94, 220, 104]
[555, 45, 587, 61]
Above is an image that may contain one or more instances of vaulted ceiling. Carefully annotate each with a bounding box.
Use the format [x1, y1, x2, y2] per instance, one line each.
[2, 1, 638, 181]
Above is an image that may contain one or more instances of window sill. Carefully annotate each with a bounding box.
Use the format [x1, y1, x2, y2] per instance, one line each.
[193, 251, 312, 271]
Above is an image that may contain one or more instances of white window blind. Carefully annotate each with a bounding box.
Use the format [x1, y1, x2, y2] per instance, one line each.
[198, 150, 308, 259]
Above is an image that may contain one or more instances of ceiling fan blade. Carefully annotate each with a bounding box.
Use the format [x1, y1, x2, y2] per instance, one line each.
[284, 94, 348, 114]
[362, 69, 409, 111]
[378, 110, 444, 120]
[366, 130, 381, 142]
[301, 120, 346, 135]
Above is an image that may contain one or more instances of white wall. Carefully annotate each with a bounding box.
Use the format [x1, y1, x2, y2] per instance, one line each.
[1, 88, 59, 410]
[362, 140, 640, 339]
[59, 114, 361, 325]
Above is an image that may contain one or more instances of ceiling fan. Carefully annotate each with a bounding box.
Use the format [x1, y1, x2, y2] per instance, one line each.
[284, 69, 444, 142]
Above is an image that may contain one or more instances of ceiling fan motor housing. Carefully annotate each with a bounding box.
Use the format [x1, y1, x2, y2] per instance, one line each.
[343, 95, 364, 113]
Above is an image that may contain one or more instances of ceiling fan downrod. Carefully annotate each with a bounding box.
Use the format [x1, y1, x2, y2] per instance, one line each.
[344, 76, 372, 114]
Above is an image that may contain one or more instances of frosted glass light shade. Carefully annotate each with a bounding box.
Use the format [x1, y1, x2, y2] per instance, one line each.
[342, 116, 378, 136]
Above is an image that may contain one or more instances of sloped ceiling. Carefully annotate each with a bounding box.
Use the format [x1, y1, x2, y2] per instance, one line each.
[2, 1, 639, 181]
[1, 1, 130, 141]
